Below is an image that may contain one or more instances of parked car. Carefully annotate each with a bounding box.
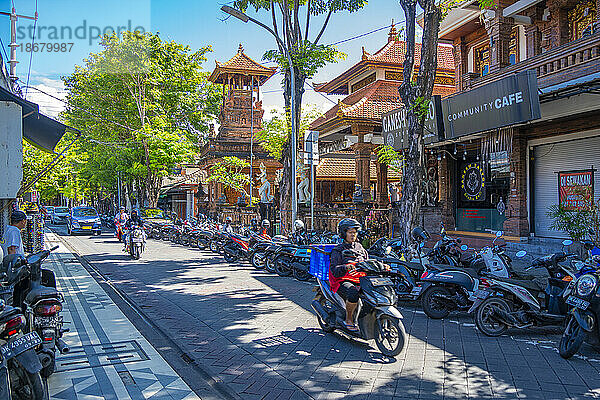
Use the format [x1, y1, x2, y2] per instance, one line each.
[67, 206, 102, 236]
[51, 206, 70, 224]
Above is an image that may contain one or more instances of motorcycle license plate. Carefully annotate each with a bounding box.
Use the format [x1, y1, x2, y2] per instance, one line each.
[474, 290, 490, 299]
[566, 296, 590, 310]
[370, 277, 393, 287]
[0, 332, 42, 360]
[132, 238, 143, 243]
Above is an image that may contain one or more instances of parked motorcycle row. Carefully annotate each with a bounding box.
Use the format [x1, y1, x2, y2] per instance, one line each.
[0, 246, 68, 399]
[140, 216, 600, 359]
[142, 217, 340, 282]
[364, 225, 600, 360]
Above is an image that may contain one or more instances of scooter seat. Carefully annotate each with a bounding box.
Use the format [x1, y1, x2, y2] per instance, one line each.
[428, 264, 483, 278]
[487, 276, 542, 292]
[25, 286, 60, 305]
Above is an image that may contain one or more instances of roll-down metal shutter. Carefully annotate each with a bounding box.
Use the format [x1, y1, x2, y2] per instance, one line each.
[533, 135, 600, 238]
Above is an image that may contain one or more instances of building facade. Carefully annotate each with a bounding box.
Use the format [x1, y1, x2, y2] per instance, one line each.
[425, 0, 600, 240]
[200, 45, 281, 222]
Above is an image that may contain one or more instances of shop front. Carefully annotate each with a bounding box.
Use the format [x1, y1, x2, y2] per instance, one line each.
[530, 132, 600, 238]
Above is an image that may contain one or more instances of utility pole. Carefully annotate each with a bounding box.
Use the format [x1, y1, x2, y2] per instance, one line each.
[0, 7, 37, 86]
[249, 76, 254, 205]
[117, 173, 121, 210]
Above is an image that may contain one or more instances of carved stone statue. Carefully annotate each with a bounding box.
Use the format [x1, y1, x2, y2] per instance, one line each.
[258, 162, 274, 203]
[298, 166, 310, 204]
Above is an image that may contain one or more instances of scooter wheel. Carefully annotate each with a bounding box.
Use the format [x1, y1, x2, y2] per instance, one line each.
[421, 286, 452, 319]
[316, 298, 334, 333]
[251, 251, 266, 269]
[273, 255, 292, 277]
[559, 316, 586, 359]
[375, 315, 406, 357]
[293, 268, 312, 282]
[474, 297, 510, 337]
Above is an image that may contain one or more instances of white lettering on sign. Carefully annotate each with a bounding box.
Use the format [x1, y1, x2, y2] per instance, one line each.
[560, 174, 592, 187]
[447, 91, 525, 122]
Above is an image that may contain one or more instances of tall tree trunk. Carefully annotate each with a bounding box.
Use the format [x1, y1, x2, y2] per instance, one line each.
[397, 0, 442, 246]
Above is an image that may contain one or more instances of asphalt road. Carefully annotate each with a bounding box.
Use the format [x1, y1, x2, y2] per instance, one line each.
[50, 223, 600, 399]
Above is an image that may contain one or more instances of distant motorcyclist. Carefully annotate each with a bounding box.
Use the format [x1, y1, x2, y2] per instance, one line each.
[114, 207, 128, 241]
[114, 206, 129, 226]
[329, 218, 369, 332]
[123, 210, 143, 251]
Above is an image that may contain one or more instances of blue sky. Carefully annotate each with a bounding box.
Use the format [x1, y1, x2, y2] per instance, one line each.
[0, 0, 411, 117]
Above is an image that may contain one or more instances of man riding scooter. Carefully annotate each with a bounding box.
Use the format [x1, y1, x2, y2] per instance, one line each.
[114, 207, 129, 241]
[329, 218, 370, 332]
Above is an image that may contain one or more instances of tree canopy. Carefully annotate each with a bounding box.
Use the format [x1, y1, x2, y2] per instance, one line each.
[59, 31, 221, 207]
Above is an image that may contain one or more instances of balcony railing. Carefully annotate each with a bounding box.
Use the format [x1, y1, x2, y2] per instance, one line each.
[464, 33, 600, 91]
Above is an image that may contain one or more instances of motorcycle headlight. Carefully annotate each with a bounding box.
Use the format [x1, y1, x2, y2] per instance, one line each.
[576, 274, 597, 297]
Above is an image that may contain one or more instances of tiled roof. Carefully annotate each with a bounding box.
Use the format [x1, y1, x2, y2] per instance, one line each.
[209, 44, 277, 84]
[310, 80, 455, 130]
[310, 80, 401, 130]
[364, 40, 455, 71]
[317, 157, 401, 181]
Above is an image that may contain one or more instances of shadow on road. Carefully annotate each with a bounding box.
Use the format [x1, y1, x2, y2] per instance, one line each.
[50, 226, 600, 399]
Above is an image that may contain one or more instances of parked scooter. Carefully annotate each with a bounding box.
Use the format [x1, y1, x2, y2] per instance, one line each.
[419, 231, 511, 319]
[311, 249, 406, 356]
[472, 243, 580, 336]
[3, 246, 69, 378]
[222, 233, 250, 263]
[0, 299, 46, 400]
[559, 235, 600, 359]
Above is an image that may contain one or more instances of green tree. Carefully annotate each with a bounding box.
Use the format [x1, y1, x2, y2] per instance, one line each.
[255, 106, 322, 161]
[206, 156, 251, 199]
[62, 31, 221, 208]
[227, 0, 365, 229]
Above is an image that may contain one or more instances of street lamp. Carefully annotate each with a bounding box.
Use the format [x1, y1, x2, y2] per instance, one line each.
[221, 5, 298, 231]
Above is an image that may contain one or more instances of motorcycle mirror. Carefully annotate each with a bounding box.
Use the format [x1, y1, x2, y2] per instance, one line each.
[496, 231, 503, 238]
[460, 244, 468, 251]
[562, 239, 573, 247]
[515, 250, 527, 258]
[385, 246, 392, 255]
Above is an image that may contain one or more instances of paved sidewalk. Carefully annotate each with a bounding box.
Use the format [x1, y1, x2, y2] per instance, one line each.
[45, 231, 200, 400]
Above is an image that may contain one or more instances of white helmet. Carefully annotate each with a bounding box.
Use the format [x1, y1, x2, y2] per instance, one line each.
[294, 219, 305, 231]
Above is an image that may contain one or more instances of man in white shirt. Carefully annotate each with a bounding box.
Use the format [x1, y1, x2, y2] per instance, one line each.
[1, 210, 27, 256]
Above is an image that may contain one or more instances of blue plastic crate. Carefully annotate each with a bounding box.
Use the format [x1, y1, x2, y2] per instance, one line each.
[309, 244, 337, 281]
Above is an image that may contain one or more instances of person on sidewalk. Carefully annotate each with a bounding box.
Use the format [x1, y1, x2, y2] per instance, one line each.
[1, 210, 27, 256]
[328, 218, 368, 332]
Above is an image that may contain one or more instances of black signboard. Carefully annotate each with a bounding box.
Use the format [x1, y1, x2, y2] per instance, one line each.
[382, 95, 444, 150]
[442, 70, 541, 139]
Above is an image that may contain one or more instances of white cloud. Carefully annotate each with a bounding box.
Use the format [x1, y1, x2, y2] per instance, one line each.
[24, 77, 66, 119]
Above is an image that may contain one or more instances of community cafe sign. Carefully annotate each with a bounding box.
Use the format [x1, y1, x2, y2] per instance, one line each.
[442, 70, 541, 139]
